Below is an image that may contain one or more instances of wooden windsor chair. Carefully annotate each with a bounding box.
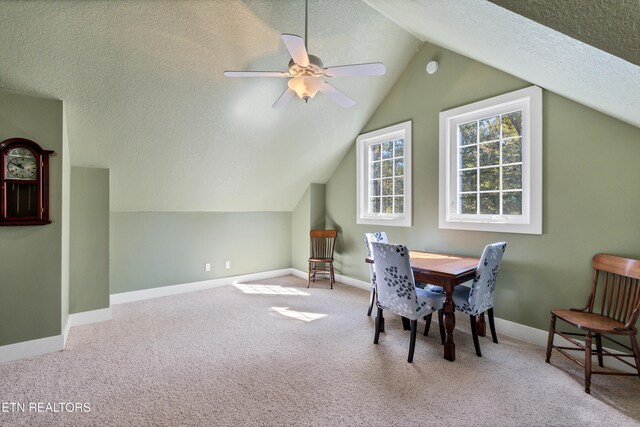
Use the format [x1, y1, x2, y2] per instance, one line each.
[545, 253, 640, 393]
[308, 230, 337, 289]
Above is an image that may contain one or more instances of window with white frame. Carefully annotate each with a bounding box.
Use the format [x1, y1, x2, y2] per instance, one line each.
[439, 86, 542, 234]
[357, 120, 412, 227]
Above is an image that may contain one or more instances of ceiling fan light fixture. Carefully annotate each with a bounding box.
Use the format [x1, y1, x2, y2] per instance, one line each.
[223, 0, 385, 109]
[288, 76, 322, 101]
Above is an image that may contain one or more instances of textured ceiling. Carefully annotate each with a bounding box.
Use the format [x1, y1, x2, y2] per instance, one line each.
[364, 0, 640, 129]
[0, 0, 420, 212]
[488, 0, 640, 66]
[2, 1, 638, 213]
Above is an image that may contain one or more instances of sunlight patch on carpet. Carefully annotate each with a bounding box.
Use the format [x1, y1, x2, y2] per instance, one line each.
[233, 284, 310, 295]
[270, 307, 327, 322]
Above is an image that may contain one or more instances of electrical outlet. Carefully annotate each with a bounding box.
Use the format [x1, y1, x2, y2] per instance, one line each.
[205, 263, 211, 272]
[225, 261, 231, 269]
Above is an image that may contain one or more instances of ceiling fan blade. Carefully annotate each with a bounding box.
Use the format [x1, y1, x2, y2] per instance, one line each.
[281, 34, 310, 67]
[224, 71, 288, 77]
[323, 63, 386, 77]
[318, 81, 355, 108]
[272, 88, 296, 109]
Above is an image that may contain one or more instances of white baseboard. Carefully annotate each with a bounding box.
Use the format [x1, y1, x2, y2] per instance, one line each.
[291, 268, 371, 291]
[63, 307, 113, 347]
[493, 316, 549, 347]
[335, 273, 370, 291]
[68, 307, 113, 328]
[291, 268, 307, 280]
[0, 335, 63, 364]
[110, 268, 293, 305]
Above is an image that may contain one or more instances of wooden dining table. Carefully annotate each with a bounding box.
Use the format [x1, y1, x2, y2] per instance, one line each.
[366, 250, 480, 362]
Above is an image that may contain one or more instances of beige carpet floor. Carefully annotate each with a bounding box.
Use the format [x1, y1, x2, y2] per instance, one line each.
[1, 275, 639, 426]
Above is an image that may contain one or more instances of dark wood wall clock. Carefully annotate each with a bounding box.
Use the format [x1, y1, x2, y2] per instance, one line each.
[0, 138, 55, 226]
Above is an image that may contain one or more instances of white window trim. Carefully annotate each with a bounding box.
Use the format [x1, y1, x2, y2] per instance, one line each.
[439, 86, 542, 234]
[356, 120, 412, 227]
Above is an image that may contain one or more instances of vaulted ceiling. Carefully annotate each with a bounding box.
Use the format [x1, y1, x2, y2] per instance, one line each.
[488, 0, 639, 66]
[364, 0, 640, 129]
[0, 0, 637, 212]
[0, 0, 420, 211]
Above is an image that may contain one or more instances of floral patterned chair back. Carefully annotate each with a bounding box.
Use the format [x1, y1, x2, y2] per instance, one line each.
[364, 232, 388, 257]
[464, 242, 507, 316]
[371, 242, 427, 321]
[363, 232, 388, 316]
[363, 232, 388, 274]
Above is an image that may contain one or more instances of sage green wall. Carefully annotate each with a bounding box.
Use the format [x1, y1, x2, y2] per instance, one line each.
[110, 211, 291, 293]
[291, 186, 311, 272]
[291, 183, 326, 272]
[325, 43, 640, 331]
[0, 90, 63, 346]
[310, 184, 326, 232]
[70, 167, 110, 313]
[61, 107, 71, 333]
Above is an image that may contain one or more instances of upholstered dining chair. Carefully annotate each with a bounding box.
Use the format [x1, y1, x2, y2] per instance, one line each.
[452, 242, 507, 357]
[371, 242, 445, 363]
[545, 253, 640, 394]
[363, 232, 388, 316]
[308, 230, 337, 289]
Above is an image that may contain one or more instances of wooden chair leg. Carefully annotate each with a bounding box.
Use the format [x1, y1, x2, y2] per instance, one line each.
[367, 287, 375, 316]
[330, 261, 334, 289]
[470, 315, 482, 357]
[307, 262, 312, 288]
[545, 313, 556, 363]
[333, 262, 336, 284]
[488, 307, 498, 344]
[595, 334, 604, 367]
[423, 312, 433, 337]
[585, 332, 592, 394]
[374, 307, 383, 344]
[408, 319, 418, 363]
[437, 309, 445, 345]
[630, 334, 640, 377]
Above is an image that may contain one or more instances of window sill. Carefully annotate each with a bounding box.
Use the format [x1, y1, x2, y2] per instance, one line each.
[439, 218, 541, 235]
[357, 215, 412, 228]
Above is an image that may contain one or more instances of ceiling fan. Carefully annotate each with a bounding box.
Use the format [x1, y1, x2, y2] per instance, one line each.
[223, 0, 386, 109]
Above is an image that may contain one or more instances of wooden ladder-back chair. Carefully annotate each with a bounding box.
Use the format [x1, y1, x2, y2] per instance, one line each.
[545, 253, 640, 394]
[308, 230, 337, 289]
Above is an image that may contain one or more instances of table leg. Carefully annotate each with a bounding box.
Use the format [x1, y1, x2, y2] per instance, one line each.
[402, 316, 411, 330]
[477, 312, 486, 337]
[443, 289, 456, 362]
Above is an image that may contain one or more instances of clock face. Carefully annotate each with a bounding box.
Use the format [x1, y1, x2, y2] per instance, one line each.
[5, 148, 37, 180]
[7, 156, 37, 179]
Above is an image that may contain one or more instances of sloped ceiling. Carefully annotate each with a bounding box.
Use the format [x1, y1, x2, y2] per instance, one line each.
[0, 0, 420, 212]
[364, 0, 640, 129]
[488, 0, 639, 66]
[3, 1, 637, 214]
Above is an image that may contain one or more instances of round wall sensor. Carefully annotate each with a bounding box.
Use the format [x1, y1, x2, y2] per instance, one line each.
[426, 60, 439, 74]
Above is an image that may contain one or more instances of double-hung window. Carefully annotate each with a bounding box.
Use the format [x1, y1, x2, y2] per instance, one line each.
[439, 86, 542, 234]
[356, 120, 412, 227]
